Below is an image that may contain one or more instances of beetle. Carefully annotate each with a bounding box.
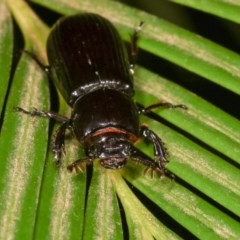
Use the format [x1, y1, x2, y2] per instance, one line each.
[17, 13, 185, 176]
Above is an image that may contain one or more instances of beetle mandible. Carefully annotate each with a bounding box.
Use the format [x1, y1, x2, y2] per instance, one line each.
[17, 13, 186, 176]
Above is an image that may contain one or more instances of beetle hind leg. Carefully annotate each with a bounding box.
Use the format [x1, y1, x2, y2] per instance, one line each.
[23, 50, 50, 74]
[129, 21, 144, 72]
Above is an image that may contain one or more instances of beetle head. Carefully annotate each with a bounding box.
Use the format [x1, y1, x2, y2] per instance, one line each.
[85, 132, 133, 169]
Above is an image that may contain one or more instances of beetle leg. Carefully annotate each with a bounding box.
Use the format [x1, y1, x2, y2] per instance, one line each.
[140, 125, 168, 169]
[130, 146, 167, 177]
[23, 50, 50, 74]
[15, 107, 71, 165]
[15, 107, 69, 122]
[67, 158, 93, 173]
[129, 21, 144, 72]
[53, 121, 72, 166]
[138, 102, 187, 115]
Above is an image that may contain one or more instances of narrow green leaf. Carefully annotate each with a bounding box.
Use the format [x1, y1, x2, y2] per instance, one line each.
[123, 168, 240, 240]
[7, 0, 48, 61]
[0, 53, 49, 239]
[83, 164, 123, 240]
[110, 171, 181, 240]
[0, 2, 13, 112]
[172, 0, 240, 24]
[33, 124, 86, 240]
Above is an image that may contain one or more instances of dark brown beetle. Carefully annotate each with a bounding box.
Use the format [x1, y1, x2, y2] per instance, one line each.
[17, 13, 185, 175]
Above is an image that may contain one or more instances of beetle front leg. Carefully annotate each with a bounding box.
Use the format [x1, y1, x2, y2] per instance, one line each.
[140, 125, 168, 169]
[130, 146, 167, 177]
[53, 121, 72, 166]
[67, 158, 94, 173]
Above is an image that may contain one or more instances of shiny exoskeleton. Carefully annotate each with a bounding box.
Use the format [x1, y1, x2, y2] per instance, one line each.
[17, 13, 185, 175]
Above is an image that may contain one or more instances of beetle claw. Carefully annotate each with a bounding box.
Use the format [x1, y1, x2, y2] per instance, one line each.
[67, 160, 85, 173]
